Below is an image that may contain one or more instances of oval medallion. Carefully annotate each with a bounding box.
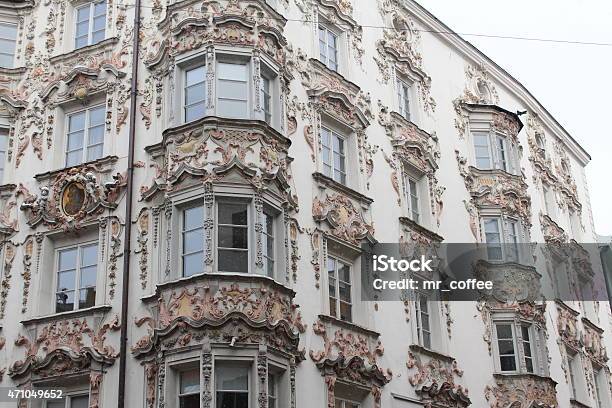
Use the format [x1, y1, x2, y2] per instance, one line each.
[62, 182, 86, 216]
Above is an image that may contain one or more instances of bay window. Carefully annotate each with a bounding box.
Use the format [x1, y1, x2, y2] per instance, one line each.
[178, 370, 200, 408]
[472, 131, 517, 173]
[55, 242, 98, 313]
[66, 105, 105, 167]
[262, 208, 275, 278]
[0, 21, 17, 68]
[262, 75, 272, 125]
[268, 373, 277, 408]
[318, 23, 339, 71]
[75, 0, 106, 49]
[397, 78, 411, 121]
[321, 126, 347, 185]
[215, 365, 249, 408]
[217, 201, 249, 273]
[181, 204, 205, 277]
[0, 127, 7, 183]
[493, 320, 544, 374]
[217, 60, 249, 119]
[328, 255, 352, 322]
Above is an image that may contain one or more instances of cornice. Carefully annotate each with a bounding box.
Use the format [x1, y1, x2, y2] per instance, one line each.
[312, 172, 374, 206]
[20, 305, 112, 327]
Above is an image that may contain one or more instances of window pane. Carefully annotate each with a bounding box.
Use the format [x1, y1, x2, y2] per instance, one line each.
[499, 356, 516, 371]
[338, 281, 351, 302]
[183, 252, 204, 277]
[339, 301, 352, 322]
[80, 265, 97, 287]
[184, 206, 204, 229]
[79, 287, 96, 309]
[70, 395, 89, 408]
[87, 145, 103, 161]
[186, 82, 206, 106]
[185, 103, 206, 122]
[69, 112, 86, 131]
[77, 6, 90, 22]
[180, 394, 200, 408]
[180, 370, 200, 394]
[218, 80, 248, 100]
[93, 15, 105, 32]
[183, 230, 204, 254]
[59, 248, 78, 271]
[186, 66, 206, 86]
[218, 249, 248, 273]
[218, 203, 248, 225]
[90, 106, 105, 125]
[75, 36, 88, 49]
[218, 62, 247, 81]
[88, 125, 104, 146]
[497, 339, 515, 355]
[218, 99, 248, 119]
[218, 226, 248, 249]
[56, 290, 74, 312]
[496, 324, 512, 339]
[46, 399, 66, 408]
[0, 22, 17, 39]
[57, 270, 76, 291]
[216, 366, 249, 391]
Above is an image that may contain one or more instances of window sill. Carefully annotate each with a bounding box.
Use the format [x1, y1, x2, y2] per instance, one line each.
[408, 344, 454, 363]
[49, 37, 120, 65]
[0, 66, 26, 75]
[34, 155, 119, 182]
[143, 271, 295, 302]
[399, 216, 443, 242]
[468, 165, 522, 180]
[312, 172, 373, 206]
[492, 372, 556, 384]
[318, 314, 379, 338]
[20, 304, 112, 327]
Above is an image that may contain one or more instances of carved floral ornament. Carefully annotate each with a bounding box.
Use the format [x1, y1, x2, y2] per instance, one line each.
[16, 159, 127, 230]
[556, 301, 581, 350]
[0, 186, 18, 236]
[485, 374, 558, 408]
[8, 314, 120, 379]
[132, 275, 306, 359]
[406, 346, 470, 408]
[310, 318, 391, 408]
[582, 319, 608, 366]
[312, 193, 374, 246]
[140, 117, 297, 208]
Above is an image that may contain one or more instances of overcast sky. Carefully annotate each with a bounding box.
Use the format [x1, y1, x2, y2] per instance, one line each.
[416, 0, 612, 237]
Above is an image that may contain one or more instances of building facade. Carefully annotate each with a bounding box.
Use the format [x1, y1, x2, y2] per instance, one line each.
[0, 0, 610, 407]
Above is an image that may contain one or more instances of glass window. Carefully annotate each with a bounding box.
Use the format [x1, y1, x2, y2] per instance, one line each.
[268, 373, 277, 408]
[216, 365, 249, 408]
[484, 218, 502, 260]
[56, 243, 98, 313]
[495, 323, 517, 372]
[594, 368, 604, 408]
[328, 256, 352, 322]
[404, 174, 420, 223]
[321, 127, 347, 185]
[521, 325, 534, 373]
[185, 65, 206, 122]
[66, 105, 105, 167]
[217, 61, 248, 119]
[75, 1, 106, 49]
[543, 185, 556, 217]
[0, 22, 17, 68]
[473, 132, 492, 169]
[217, 201, 249, 273]
[0, 127, 7, 183]
[335, 398, 360, 408]
[262, 209, 274, 278]
[47, 395, 89, 408]
[262, 75, 272, 125]
[416, 294, 431, 349]
[567, 353, 578, 398]
[179, 370, 200, 408]
[397, 79, 411, 121]
[496, 135, 508, 171]
[318, 24, 338, 71]
[182, 205, 204, 277]
[506, 220, 519, 262]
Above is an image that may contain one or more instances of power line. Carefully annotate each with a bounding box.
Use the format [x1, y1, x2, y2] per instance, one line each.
[118, 3, 612, 47]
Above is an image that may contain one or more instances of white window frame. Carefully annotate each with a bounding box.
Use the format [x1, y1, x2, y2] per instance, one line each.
[180, 202, 205, 278]
[262, 207, 275, 278]
[320, 125, 348, 185]
[74, 0, 106, 49]
[44, 392, 90, 408]
[402, 171, 421, 224]
[0, 126, 8, 184]
[327, 254, 353, 322]
[0, 21, 17, 68]
[183, 62, 207, 123]
[492, 319, 542, 375]
[268, 372, 277, 408]
[567, 351, 579, 400]
[397, 77, 412, 121]
[216, 57, 251, 119]
[472, 131, 518, 173]
[54, 241, 99, 313]
[542, 184, 557, 218]
[177, 368, 200, 408]
[482, 216, 521, 262]
[334, 397, 360, 408]
[215, 363, 250, 408]
[318, 21, 340, 72]
[415, 293, 431, 349]
[216, 198, 251, 274]
[65, 104, 106, 167]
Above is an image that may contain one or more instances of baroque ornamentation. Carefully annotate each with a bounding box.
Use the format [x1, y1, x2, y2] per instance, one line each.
[135, 209, 150, 290]
[313, 194, 374, 245]
[484, 374, 558, 408]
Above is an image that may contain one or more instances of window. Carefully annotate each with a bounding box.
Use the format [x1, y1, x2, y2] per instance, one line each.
[335, 398, 359, 408]
[535, 134, 546, 158]
[416, 294, 431, 349]
[184, 65, 206, 122]
[318, 24, 338, 71]
[55, 243, 98, 313]
[216, 365, 249, 408]
[569, 211, 581, 240]
[542, 185, 556, 217]
[262, 209, 275, 278]
[321, 126, 347, 185]
[182, 205, 205, 277]
[66, 105, 105, 167]
[495, 323, 517, 372]
[75, 1, 106, 49]
[0, 127, 7, 183]
[567, 353, 578, 399]
[328, 256, 352, 322]
[472, 132, 517, 172]
[262, 75, 272, 125]
[217, 61, 249, 119]
[473, 132, 492, 169]
[397, 79, 411, 121]
[0, 22, 17, 68]
[217, 201, 249, 273]
[46, 395, 89, 408]
[483, 217, 520, 262]
[268, 373, 277, 408]
[178, 370, 200, 408]
[520, 325, 534, 373]
[403, 173, 420, 223]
